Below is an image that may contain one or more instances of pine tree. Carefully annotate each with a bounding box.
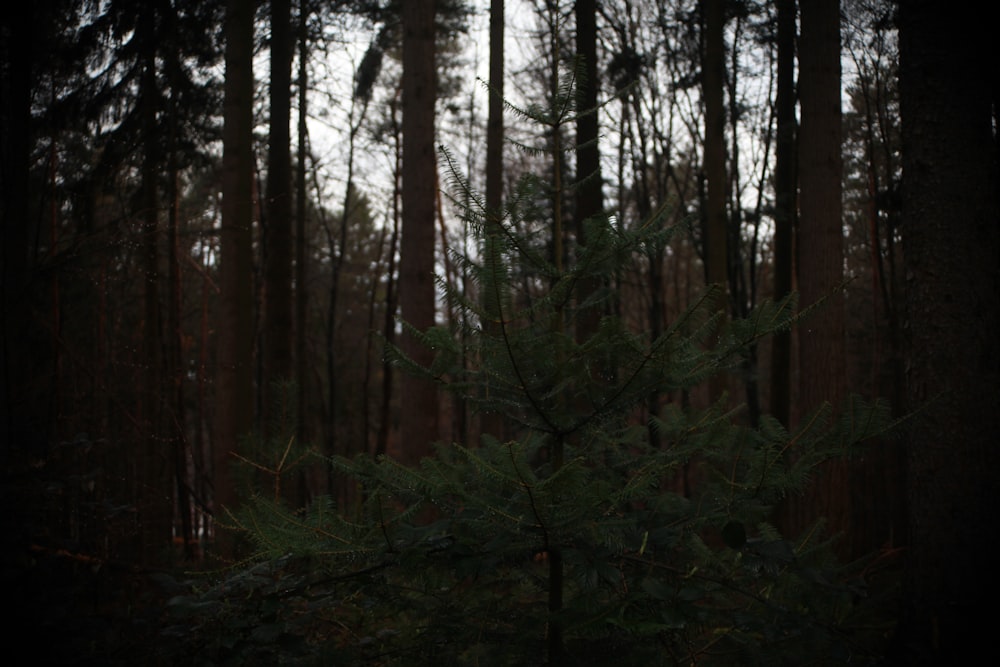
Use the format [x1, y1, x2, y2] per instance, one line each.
[180, 71, 900, 666]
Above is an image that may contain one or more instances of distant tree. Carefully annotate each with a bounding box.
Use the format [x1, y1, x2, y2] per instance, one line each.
[5, 0, 225, 564]
[324, 69, 376, 504]
[895, 2, 1000, 662]
[841, 0, 907, 558]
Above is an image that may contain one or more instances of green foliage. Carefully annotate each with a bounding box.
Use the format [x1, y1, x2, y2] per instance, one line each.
[169, 80, 900, 665]
[227, 381, 313, 505]
[173, 387, 895, 665]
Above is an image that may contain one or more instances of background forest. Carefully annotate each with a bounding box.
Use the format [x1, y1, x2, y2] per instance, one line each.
[1, 0, 996, 665]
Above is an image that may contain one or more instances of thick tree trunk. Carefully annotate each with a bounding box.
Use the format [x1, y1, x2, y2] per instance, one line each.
[895, 2, 1000, 662]
[213, 0, 256, 554]
[396, 0, 439, 464]
[782, 0, 850, 554]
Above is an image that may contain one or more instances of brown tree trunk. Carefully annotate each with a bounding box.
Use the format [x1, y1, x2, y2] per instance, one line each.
[895, 2, 1000, 662]
[780, 0, 850, 554]
[213, 0, 256, 555]
[396, 0, 439, 464]
[702, 0, 728, 401]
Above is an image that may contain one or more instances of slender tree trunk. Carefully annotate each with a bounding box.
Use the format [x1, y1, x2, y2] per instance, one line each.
[167, 75, 195, 560]
[725, 13, 763, 426]
[852, 45, 906, 560]
[480, 0, 506, 444]
[376, 93, 402, 460]
[397, 0, 439, 464]
[542, 8, 568, 659]
[574, 0, 603, 343]
[702, 0, 728, 401]
[137, 4, 173, 565]
[263, 0, 294, 428]
[295, 0, 309, 445]
[895, 3, 999, 662]
[327, 84, 367, 505]
[485, 0, 504, 269]
[770, 0, 796, 427]
[295, 0, 312, 505]
[213, 0, 256, 555]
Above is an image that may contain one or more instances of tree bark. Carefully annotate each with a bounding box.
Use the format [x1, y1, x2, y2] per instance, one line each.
[702, 0, 728, 400]
[895, 2, 1000, 662]
[213, 0, 256, 553]
[137, 4, 172, 565]
[397, 0, 440, 465]
[574, 0, 603, 343]
[796, 0, 845, 411]
[782, 0, 850, 553]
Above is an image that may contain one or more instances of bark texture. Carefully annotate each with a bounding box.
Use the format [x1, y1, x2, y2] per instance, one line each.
[896, 1, 1000, 662]
[397, 0, 439, 464]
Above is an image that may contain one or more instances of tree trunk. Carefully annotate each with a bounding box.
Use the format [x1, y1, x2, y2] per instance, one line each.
[702, 0, 728, 400]
[376, 93, 402, 460]
[769, 0, 796, 427]
[263, 0, 294, 426]
[137, 4, 172, 565]
[480, 0, 506, 444]
[396, 0, 439, 464]
[574, 0, 603, 343]
[295, 0, 310, 466]
[213, 0, 256, 554]
[782, 0, 850, 553]
[167, 65, 195, 559]
[895, 2, 1000, 662]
